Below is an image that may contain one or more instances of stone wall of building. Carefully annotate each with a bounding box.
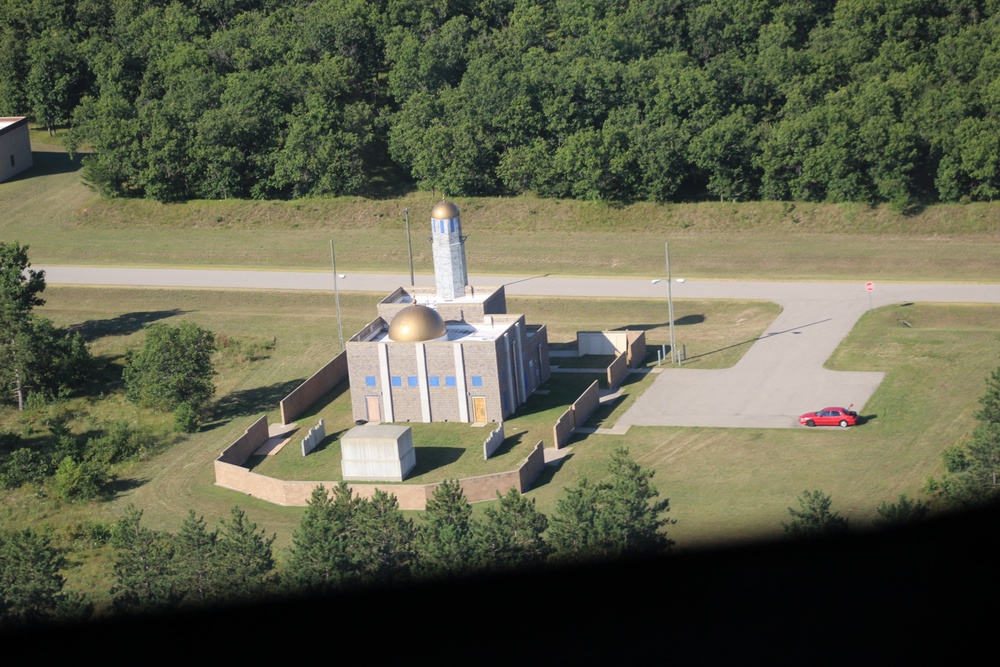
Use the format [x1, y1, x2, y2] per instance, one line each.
[280, 352, 348, 425]
[0, 117, 33, 183]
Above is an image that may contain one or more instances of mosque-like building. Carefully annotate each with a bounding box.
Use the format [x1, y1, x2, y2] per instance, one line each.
[347, 201, 550, 424]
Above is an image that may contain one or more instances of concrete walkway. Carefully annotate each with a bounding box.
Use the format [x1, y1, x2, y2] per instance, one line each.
[39, 266, 1000, 430]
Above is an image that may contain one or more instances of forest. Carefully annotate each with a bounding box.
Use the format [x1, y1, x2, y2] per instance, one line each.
[2, 0, 998, 206]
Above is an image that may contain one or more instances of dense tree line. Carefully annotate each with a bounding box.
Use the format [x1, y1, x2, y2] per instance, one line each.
[11, 447, 671, 622]
[2, 0, 998, 206]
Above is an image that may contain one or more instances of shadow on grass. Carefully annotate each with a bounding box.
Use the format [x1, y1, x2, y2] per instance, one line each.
[70, 310, 188, 341]
[206, 378, 305, 427]
[512, 374, 603, 419]
[6, 150, 85, 181]
[408, 446, 466, 477]
[104, 476, 147, 497]
[586, 393, 627, 429]
[527, 451, 575, 489]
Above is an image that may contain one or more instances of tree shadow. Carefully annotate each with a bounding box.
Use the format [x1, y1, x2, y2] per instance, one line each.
[104, 476, 148, 497]
[205, 379, 305, 427]
[675, 314, 705, 325]
[407, 446, 466, 476]
[69, 310, 188, 341]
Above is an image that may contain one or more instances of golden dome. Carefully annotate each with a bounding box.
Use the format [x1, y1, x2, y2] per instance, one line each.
[387, 305, 447, 342]
[431, 200, 460, 219]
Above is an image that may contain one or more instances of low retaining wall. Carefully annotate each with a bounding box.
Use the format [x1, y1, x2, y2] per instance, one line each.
[217, 415, 269, 464]
[279, 352, 348, 425]
[552, 380, 600, 448]
[607, 352, 628, 390]
[483, 422, 505, 459]
[215, 427, 547, 509]
[626, 330, 646, 367]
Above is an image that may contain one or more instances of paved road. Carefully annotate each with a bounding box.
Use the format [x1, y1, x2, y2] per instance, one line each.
[39, 265, 1000, 429]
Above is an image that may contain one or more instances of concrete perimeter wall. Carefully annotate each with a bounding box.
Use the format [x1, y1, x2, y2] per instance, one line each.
[215, 433, 546, 509]
[552, 380, 600, 448]
[217, 415, 269, 464]
[626, 330, 647, 367]
[280, 352, 348, 425]
[607, 353, 628, 390]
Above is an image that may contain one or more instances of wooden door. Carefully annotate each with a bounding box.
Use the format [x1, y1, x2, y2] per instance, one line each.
[472, 396, 487, 423]
[366, 395, 381, 422]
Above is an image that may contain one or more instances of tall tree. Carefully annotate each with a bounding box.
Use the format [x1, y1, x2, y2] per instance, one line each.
[928, 362, 1000, 507]
[471, 487, 551, 573]
[872, 494, 930, 529]
[215, 506, 276, 602]
[353, 489, 416, 585]
[415, 478, 477, 579]
[284, 483, 362, 593]
[549, 447, 674, 562]
[0, 528, 89, 626]
[109, 506, 182, 614]
[123, 321, 217, 416]
[782, 489, 850, 539]
[173, 511, 222, 607]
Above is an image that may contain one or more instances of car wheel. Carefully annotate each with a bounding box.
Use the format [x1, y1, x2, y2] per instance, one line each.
[806, 419, 815, 427]
[839, 420, 849, 428]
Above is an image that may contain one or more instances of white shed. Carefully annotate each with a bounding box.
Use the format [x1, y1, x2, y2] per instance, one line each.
[0, 117, 33, 183]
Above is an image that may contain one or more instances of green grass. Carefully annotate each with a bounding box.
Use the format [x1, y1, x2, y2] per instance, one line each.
[518, 303, 1000, 549]
[1, 136, 998, 282]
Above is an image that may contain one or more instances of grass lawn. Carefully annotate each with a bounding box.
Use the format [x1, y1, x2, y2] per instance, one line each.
[2, 135, 998, 282]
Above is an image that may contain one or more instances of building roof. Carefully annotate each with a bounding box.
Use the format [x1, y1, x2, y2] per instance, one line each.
[0, 117, 29, 136]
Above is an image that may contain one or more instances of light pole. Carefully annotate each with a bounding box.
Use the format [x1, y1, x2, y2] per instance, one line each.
[665, 242, 677, 364]
[330, 240, 344, 351]
[401, 207, 414, 287]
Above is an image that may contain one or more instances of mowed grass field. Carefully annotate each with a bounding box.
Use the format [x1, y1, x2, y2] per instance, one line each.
[1, 136, 999, 605]
[2, 130, 998, 282]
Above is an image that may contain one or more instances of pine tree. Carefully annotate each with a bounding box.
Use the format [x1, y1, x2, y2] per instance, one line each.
[216, 506, 275, 602]
[782, 489, 850, 538]
[284, 483, 362, 593]
[872, 494, 930, 529]
[354, 489, 416, 585]
[173, 511, 221, 607]
[0, 528, 83, 626]
[549, 447, 674, 562]
[109, 506, 181, 614]
[415, 479, 477, 580]
[471, 487, 551, 572]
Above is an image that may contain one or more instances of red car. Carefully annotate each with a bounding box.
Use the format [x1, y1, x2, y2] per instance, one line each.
[799, 406, 859, 428]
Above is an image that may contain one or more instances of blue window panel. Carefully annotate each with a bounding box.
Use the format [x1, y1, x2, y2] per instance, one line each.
[449, 219, 455, 233]
[445, 376, 457, 387]
[391, 376, 402, 387]
[429, 376, 440, 387]
[408, 376, 419, 387]
[365, 376, 376, 387]
[471, 376, 483, 387]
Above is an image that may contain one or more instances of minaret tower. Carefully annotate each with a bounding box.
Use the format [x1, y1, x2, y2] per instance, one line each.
[430, 200, 468, 300]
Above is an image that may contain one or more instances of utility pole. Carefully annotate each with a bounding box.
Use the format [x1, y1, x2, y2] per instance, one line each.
[330, 240, 344, 351]
[666, 242, 677, 364]
[401, 207, 414, 287]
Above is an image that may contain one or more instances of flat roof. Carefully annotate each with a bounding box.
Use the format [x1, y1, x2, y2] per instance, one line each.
[365, 319, 512, 344]
[0, 117, 29, 138]
[383, 285, 501, 307]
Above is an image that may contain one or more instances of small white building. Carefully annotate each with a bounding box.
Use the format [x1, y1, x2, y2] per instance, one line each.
[0, 117, 32, 183]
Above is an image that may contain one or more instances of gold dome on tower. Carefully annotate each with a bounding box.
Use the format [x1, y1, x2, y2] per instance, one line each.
[387, 305, 447, 342]
[431, 200, 460, 219]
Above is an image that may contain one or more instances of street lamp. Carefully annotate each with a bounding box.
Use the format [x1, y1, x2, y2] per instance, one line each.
[401, 207, 414, 287]
[665, 242, 677, 364]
